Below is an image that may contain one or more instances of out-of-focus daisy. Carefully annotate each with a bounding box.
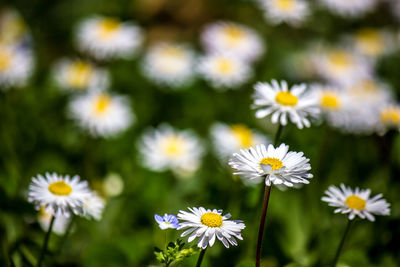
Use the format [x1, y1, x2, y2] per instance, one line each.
[201, 21, 264, 62]
[138, 125, 204, 177]
[258, 0, 309, 27]
[81, 191, 105, 221]
[210, 123, 269, 161]
[177, 207, 245, 249]
[322, 184, 390, 221]
[375, 104, 400, 135]
[75, 16, 143, 60]
[198, 53, 252, 90]
[53, 59, 109, 92]
[155, 214, 180, 230]
[311, 47, 372, 86]
[0, 44, 33, 89]
[318, 0, 377, 18]
[28, 173, 91, 217]
[68, 91, 134, 138]
[229, 143, 313, 187]
[253, 79, 320, 129]
[102, 173, 124, 197]
[0, 9, 28, 45]
[38, 206, 71, 235]
[142, 42, 196, 88]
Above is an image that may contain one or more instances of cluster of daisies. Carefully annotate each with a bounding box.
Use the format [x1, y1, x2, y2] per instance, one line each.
[28, 172, 105, 235]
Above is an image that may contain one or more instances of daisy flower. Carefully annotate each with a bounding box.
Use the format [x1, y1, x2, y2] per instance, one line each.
[38, 206, 71, 235]
[177, 207, 245, 249]
[201, 21, 265, 62]
[375, 104, 400, 135]
[198, 53, 252, 90]
[258, 0, 309, 27]
[53, 59, 110, 92]
[253, 79, 320, 129]
[0, 44, 34, 89]
[138, 125, 204, 177]
[349, 28, 396, 58]
[75, 15, 143, 60]
[142, 42, 196, 88]
[229, 143, 313, 187]
[81, 191, 105, 221]
[318, 0, 377, 18]
[154, 214, 180, 230]
[102, 173, 124, 197]
[210, 122, 269, 161]
[68, 91, 134, 138]
[322, 184, 390, 221]
[0, 8, 29, 46]
[28, 172, 91, 217]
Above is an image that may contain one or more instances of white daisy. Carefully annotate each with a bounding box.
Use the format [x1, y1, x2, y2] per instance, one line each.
[348, 28, 396, 58]
[28, 172, 91, 217]
[198, 53, 252, 90]
[81, 191, 105, 221]
[177, 207, 245, 249]
[201, 21, 265, 62]
[322, 184, 390, 221]
[102, 173, 124, 197]
[142, 42, 196, 88]
[53, 58, 110, 92]
[137, 124, 204, 176]
[38, 206, 71, 235]
[229, 143, 313, 187]
[253, 79, 320, 129]
[375, 104, 400, 135]
[0, 8, 29, 46]
[210, 122, 269, 162]
[75, 16, 143, 60]
[68, 91, 134, 138]
[0, 44, 34, 89]
[258, 0, 309, 27]
[318, 0, 378, 18]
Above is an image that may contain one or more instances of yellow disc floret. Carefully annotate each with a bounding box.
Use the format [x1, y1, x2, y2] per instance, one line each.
[201, 212, 223, 227]
[67, 61, 93, 89]
[48, 181, 72, 196]
[231, 124, 254, 148]
[276, 0, 295, 11]
[223, 26, 245, 46]
[216, 58, 234, 74]
[380, 107, 400, 125]
[98, 18, 121, 39]
[275, 91, 298, 106]
[329, 50, 353, 71]
[94, 94, 112, 115]
[161, 135, 185, 157]
[345, 195, 366, 211]
[321, 92, 340, 110]
[0, 50, 11, 71]
[356, 28, 384, 56]
[260, 157, 283, 171]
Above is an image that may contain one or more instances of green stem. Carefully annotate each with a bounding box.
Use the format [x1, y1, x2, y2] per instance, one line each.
[273, 124, 283, 146]
[196, 248, 207, 267]
[255, 185, 272, 267]
[37, 215, 55, 267]
[332, 219, 354, 267]
[57, 215, 75, 254]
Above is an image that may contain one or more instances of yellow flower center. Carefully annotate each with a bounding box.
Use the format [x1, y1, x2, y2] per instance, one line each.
[329, 50, 353, 71]
[98, 18, 121, 39]
[48, 181, 72, 196]
[161, 47, 185, 58]
[161, 135, 185, 157]
[231, 124, 254, 148]
[345, 195, 366, 211]
[223, 26, 245, 45]
[356, 28, 384, 56]
[260, 157, 283, 171]
[380, 107, 400, 125]
[67, 61, 93, 89]
[200, 212, 223, 227]
[275, 91, 298, 106]
[216, 58, 234, 74]
[321, 93, 340, 110]
[276, 0, 295, 11]
[0, 50, 11, 71]
[94, 94, 112, 115]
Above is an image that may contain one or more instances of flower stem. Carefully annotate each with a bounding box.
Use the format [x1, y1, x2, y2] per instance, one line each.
[332, 219, 354, 267]
[273, 124, 283, 146]
[37, 215, 55, 267]
[196, 248, 207, 267]
[57, 215, 75, 254]
[255, 185, 272, 267]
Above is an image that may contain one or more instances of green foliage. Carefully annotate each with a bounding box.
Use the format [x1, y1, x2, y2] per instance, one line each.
[154, 239, 199, 266]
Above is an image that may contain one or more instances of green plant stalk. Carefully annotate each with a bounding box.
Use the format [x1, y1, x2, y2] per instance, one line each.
[196, 248, 207, 267]
[37, 215, 55, 267]
[332, 219, 354, 267]
[255, 185, 272, 267]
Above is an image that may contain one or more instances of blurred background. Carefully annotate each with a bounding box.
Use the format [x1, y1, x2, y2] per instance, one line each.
[0, 0, 400, 266]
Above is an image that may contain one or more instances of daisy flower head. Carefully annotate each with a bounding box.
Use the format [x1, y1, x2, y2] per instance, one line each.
[349, 28, 396, 58]
[81, 191, 105, 221]
[210, 122, 270, 161]
[38, 206, 71, 235]
[28, 172, 91, 217]
[375, 104, 400, 135]
[155, 214, 180, 230]
[253, 79, 320, 129]
[201, 21, 265, 62]
[142, 42, 196, 88]
[177, 207, 245, 249]
[0, 44, 34, 89]
[75, 15, 143, 60]
[258, 0, 309, 27]
[53, 58, 110, 92]
[322, 184, 390, 221]
[318, 0, 377, 18]
[198, 52, 252, 90]
[0, 8, 29, 46]
[68, 91, 134, 138]
[229, 143, 313, 187]
[138, 124, 204, 177]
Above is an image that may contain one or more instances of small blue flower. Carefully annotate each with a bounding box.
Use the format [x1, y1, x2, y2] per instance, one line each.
[154, 213, 180, 230]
